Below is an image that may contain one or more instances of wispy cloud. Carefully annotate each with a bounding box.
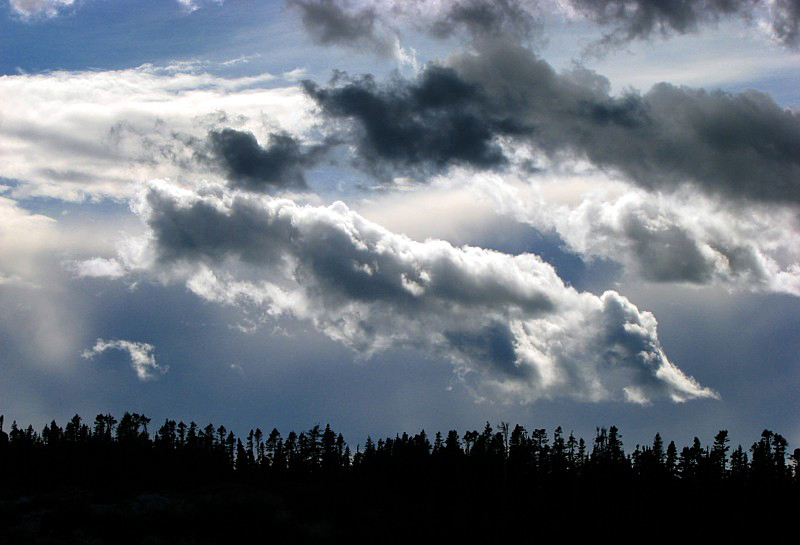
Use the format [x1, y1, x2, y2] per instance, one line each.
[8, 0, 75, 20]
[176, 0, 223, 14]
[563, 0, 800, 51]
[82, 338, 167, 380]
[8, 0, 224, 20]
[0, 64, 311, 201]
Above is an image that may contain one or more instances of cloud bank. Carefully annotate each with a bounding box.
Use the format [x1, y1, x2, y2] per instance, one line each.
[288, 0, 542, 50]
[81, 338, 166, 381]
[288, 0, 800, 51]
[307, 43, 800, 206]
[467, 174, 800, 295]
[91, 179, 717, 403]
[565, 0, 800, 49]
[0, 64, 312, 201]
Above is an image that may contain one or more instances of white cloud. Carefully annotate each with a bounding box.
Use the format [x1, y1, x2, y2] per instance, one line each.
[0, 196, 58, 287]
[0, 65, 315, 201]
[550, 190, 800, 295]
[8, 0, 74, 19]
[81, 338, 167, 380]
[452, 169, 800, 296]
[8, 0, 224, 19]
[69, 257, 126, 279]
[86, 179, 717, 403]
[0, 196, 146, 366]
[176, 0, 223, 13]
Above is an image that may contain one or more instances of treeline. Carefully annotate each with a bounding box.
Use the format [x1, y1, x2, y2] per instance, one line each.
[2, 412, 798, 489]
[1, 413, 798, 541]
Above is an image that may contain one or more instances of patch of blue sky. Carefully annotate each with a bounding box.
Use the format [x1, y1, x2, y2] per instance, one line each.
[0, 0, 424, 80]
[1, 0, 280, 74]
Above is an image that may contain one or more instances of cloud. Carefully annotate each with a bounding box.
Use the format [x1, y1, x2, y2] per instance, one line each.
[176, 0, 223, 13]
[288, 0, 542, 53]
[202, 128, 327, 192]
[470, 45, 800, 206]
[552, 191, 800, 293]
[306, 43, 800, 205]
[0, 198, 78, 364]
[303, 66, 517, 175]
[769, 0, 800, 47]
[70, 257, 127, 279]
[0, 196, 138, 365]
[89, 179, 717, 403]
[0, 64, 313, 201]
[8, 0, 224, 19]
[473, 173, 800, 295]
[287, 0, 392, 54]
[288, 1, 799, 52]
[8, 0, 75, 19]
[427, 0, 540, 40]
[0, 196, 59, 287]
[564, 0, 800, 49]
[81, 338, 167, 380]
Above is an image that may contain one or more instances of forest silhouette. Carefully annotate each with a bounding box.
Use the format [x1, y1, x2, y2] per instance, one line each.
[1, 413, 798, 543]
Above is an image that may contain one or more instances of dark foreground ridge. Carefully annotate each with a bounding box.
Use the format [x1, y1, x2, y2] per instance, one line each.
[1, 413, 798, 543]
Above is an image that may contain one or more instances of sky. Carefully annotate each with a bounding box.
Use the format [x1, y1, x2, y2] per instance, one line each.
[1, 0, 799, 453]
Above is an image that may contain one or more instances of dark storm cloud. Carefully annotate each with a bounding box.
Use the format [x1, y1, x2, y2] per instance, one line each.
[771, 0, 800, 46]
[205, 129, 325, 192]
[288, 1, 800, 51]
[286, 0, 395, 56]
[569, 0, 754, 42]
[452, 44, 800, 204]
[117, 180, 717, 403]
[424, 0, 541, 41]
[568, 0, 800, 48]
[307, 43, 800, 204]
[303, 66, 521, 174]
[144, 186, 309, 267]
[288, 0, 542, 53]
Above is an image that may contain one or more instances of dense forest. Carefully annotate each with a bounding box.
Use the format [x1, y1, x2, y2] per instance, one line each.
[1, 413, 798, 543]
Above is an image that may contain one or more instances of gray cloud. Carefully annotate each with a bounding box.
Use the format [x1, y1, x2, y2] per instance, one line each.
[453, 43, 800, 204]
[423, 0, 541, 42]
[568, 0, 800, 49]
[288, 1, 800, 52]
[307, 43, 800, 205]
[286, 0, 397, 57]
[204, 129, 325, 192]
[99, 180, 718, 403]
[470, 174, 800, 294]
[771, 0, 800, 46]
[303, 66, 522, 175]
[288, 0, 541, 53]
[551, 190, 800, 293]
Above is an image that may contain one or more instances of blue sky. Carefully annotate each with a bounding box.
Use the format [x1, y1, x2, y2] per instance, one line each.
[1, 0, 799, 453]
